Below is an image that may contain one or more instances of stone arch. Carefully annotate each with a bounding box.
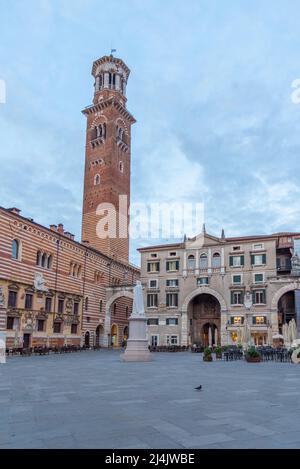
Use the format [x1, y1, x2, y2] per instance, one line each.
[84, 331, 90, 347]
[104, 290, 134, 348]
[271, 282, 299, 310]
[106, 290, 134, 314]
[181, 286, 227, 313]
[95, 324, 105, 347]
[115, 117, 129, 136]
[91, 114, 108, 128]
[111, 323, 118, 347]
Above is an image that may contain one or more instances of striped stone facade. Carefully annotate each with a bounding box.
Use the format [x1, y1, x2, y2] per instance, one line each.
[0, 207, 139, 349]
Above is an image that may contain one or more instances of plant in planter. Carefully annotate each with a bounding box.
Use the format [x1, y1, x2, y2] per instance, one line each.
[203, 347, 213, 362]
[245, 346, 261, 363]
[214, 346, 222, 359]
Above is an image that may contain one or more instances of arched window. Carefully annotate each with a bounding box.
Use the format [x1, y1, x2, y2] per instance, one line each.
[94, 174, 100, 186]
[188, 255, 196, 270]
[41, 253, 47, 268]
[109, 73, 116, 88]
[212, 252, 221, 268]
[47, 255, 52, 269]
[12, 239, 19, 260]
[77, 266, 82, 279]
[36, 251, 41, 266]
[85, 297, 89, 311]
[200, 253, 208, 269]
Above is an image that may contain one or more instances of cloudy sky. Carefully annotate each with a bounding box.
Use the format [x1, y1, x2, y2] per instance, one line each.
[1, 0, 300, 265]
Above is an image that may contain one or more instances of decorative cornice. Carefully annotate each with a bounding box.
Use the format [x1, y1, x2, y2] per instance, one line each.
[82, 98, 136, 124]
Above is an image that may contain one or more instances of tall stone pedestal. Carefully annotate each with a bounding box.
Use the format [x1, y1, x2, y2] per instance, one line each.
[0, 332, 6, 364]
[121, 316, 152, 362]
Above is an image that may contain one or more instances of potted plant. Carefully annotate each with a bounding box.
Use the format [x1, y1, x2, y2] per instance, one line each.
[245, 346, 261, 363]
[203, 347, 213, 362]
[214, 346, 222, 359]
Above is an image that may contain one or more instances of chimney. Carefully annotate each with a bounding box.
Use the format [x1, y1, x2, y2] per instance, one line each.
[64, 232, 75, 241]
[8, 207, 21, 215]
[57, 223, 64, 234]
[221, 229, 225, 240]
[50, 224, 57, 232]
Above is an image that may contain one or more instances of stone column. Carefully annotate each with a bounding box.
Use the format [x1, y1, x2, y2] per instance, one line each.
[0, 303, 6, 364]
[104, 72, 109, 89]
[95, 76, 100, 92]
[270, 308, 279, 336]
[183, 251, 187, 277]
[115, 74, 121, 91]
[181, 311, 188, 346]
[220, 310, 228, 345]
[195, 249, 199, 275]
[208, 248, 212, 275]
[294, 289, 300, 337]
[103, 311, 111, 348]
[221, 247, 225, 275]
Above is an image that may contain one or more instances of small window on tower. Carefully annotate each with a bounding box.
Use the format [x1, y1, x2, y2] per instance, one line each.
[119, 162, 124, 173]
[94, 174, 100, 186]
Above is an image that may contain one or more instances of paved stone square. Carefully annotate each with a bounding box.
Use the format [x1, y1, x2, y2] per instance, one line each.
[0, 350, 300, 449]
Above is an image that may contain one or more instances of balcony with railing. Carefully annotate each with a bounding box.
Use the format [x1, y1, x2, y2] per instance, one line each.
[277, 258, 292, 275]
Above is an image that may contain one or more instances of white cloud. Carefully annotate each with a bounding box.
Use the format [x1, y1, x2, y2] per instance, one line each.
[136, 134, 208, 204]
[246, 173, 300, 230]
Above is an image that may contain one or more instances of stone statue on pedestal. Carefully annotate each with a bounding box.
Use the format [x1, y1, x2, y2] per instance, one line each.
[121, 281, 152, 362]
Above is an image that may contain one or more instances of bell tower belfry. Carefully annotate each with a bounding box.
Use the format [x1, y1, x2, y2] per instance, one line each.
[81, 54, 136, 263]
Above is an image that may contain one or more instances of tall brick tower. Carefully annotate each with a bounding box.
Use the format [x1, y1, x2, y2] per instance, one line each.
[81, 55, 136, 263]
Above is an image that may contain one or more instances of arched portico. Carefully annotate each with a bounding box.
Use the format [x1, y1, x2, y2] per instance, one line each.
[269, 282, 300, 338]
[271, 282, 299, 311]
[104, 289, 134, 348]
[181, 286, 227, 313]
[181, 287, 228, 346]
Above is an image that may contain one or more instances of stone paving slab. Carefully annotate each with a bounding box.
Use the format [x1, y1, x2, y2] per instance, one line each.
[0, 350, 300, 448]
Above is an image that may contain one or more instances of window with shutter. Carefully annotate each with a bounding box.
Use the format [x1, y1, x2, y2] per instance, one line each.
[231, 291, 234, 305]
